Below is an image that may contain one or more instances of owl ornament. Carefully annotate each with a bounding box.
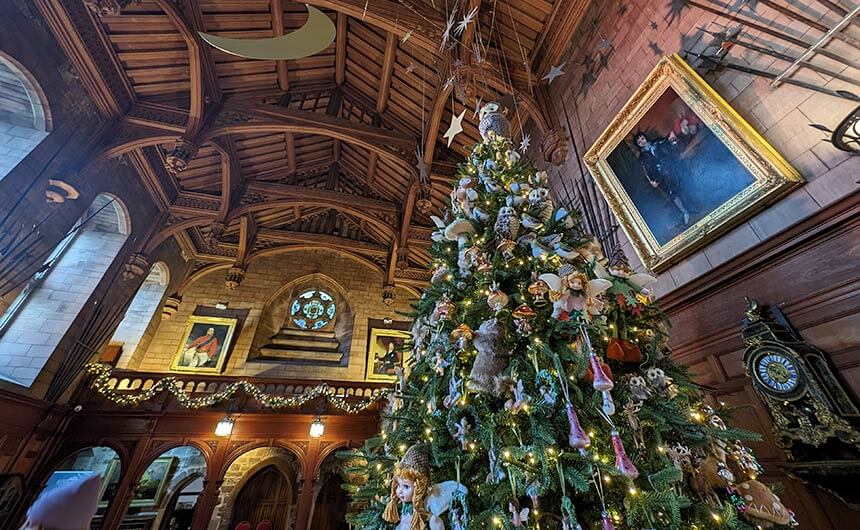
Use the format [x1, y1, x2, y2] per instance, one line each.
[478, 102, 511, 140]
[494, 206, 521, 241]
[528, 187, 554, 223]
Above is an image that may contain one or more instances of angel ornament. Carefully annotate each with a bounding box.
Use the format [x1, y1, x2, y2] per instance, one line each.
[509, 501, 529, 528]
[383, 445, 468, 530]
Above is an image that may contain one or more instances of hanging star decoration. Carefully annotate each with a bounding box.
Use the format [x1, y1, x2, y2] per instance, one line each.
[519, 133, 531, 152]
[415, 147, 430, 182]
[650, 21, 658, 30]
[543, 62, 565, 84]
[443, 109, 466, 147]
[401, 29, 413, 44]
[455, 5, 479, 36]
[441, 8, 458, 50]
[473, 96, 484, 118]
[406, 63, 416, 74]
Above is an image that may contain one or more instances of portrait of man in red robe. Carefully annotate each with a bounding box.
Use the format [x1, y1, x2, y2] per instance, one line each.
[181, 326, 220, 367]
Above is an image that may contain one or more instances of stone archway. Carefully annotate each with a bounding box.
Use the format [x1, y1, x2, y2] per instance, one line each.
[213, 447, 300, 530]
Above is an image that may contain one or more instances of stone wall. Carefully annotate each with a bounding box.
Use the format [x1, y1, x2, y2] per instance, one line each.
[538, 0, 859, 296]
[137, 249, 417, 381]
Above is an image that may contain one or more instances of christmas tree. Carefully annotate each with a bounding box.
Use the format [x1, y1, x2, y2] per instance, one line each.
[343, 104, 796, 530]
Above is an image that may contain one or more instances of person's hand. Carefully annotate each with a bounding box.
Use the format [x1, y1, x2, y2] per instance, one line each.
[668, 131, 677, 142]
[649, 180, 659, 188]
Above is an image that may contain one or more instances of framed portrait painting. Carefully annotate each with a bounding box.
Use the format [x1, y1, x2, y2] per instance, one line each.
[584, 54, 803, 271]
[169, 315, 237, 374]
[130, 456, 176, 507]
[365, 328, 411, 382]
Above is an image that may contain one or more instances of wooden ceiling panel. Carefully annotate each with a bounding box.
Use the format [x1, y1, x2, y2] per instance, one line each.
[100, 2, 190, 101]
[50, 0, 591, 285]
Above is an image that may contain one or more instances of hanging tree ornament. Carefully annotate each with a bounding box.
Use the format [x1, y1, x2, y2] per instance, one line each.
[519, 133, 532, 152]
[443, 109, 466, 147]
[511, 304, 537, 334]
[453, 416, 471, 449]
[543, 62, 566, 84]
[478, 102, 511, 140]
[611, 430, 640, 479]
[566, 402, 591, 449]
[443, 371, 463, 409]
[508, 500, 529, 528]
[455, 5, 479, 36]
[503, 377, 531, 414]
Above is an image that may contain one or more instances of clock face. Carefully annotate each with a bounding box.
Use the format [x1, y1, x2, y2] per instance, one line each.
[755, 352, 800, 393]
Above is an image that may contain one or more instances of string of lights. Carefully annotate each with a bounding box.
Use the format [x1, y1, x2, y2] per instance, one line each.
[83, 363, 390, 414]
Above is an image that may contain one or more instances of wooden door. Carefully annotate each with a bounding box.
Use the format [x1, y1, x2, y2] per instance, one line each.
[230, 466, 291, 530]
[310, 476, 348, 530]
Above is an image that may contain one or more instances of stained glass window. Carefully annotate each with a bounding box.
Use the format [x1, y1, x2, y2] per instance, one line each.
[289, 289, 336, 330]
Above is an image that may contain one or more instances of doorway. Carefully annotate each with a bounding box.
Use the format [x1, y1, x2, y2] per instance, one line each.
[230, 466, 291, 530]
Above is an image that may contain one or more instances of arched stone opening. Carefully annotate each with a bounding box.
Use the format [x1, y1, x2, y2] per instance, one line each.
[112, 261, 170, 368]
[39, 445, 122, 529]
[213, 446, 301, 530]
[0, 193, 130, 387]
[251, 274, 355, 365]
[120, 445, 207, 530]
[0, 53, 50, 180]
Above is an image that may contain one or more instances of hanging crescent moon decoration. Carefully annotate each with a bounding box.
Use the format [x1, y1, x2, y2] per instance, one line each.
[198, 5, 335, 60]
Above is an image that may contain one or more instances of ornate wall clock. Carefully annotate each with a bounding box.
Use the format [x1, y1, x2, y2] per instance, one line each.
[742, 298, 860, 451]
[742, 299, 860, 507]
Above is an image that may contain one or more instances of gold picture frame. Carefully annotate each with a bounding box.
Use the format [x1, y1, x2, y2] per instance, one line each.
[584, 54, 803, 271]
[169, 315, 237, 374]
[365, 328, 411, 382]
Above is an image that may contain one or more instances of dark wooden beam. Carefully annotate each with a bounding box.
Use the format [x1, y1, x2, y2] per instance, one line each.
[236, 213, 257, 267]
[270, 0, 289, 91]
[335, 11, 347, 86]
[89, 101, 418, 173]
[377, 32, 398, 114]
[304, 0, 442, 54]
[530, 0, 592, 79]
[34, 0, 134, 118]
[256, 228, 388, 256]
[210, 137, 243, 222]
[157, 0, 221, 136]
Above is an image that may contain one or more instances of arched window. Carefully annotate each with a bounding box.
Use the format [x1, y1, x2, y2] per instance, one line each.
[0, 194, 129, 387]
[120, 445, 206, 530]
[0, 54, 50, 180]
[42, 446, 122, 529]
[111, 262, 169, 368]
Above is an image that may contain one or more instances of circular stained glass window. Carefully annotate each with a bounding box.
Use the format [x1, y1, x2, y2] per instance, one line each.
[290, 290, 336, 330]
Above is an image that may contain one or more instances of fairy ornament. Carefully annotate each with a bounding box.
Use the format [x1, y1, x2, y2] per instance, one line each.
[383, 444, 468, 530]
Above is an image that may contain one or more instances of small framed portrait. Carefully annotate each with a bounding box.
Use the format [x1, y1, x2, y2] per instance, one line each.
[584, 54, 803, 271]
[365, 328, 411, 382]
[130, 456, 176, 507]
[169, 315, 237, 373]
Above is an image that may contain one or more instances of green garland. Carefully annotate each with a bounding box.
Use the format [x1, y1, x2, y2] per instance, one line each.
[83, 363, 389, 413]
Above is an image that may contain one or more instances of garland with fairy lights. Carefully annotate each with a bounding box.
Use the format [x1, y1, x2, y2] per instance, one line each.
[84, 363, 390, 414]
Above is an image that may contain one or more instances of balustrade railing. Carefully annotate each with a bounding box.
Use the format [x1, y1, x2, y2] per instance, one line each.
[78, 368, 392, 412]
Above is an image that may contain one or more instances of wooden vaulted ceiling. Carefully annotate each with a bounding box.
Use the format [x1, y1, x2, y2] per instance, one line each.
[38, 0, 589, 294]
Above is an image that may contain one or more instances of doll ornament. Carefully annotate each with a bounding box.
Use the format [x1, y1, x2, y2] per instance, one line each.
[384, 445, 468, 530]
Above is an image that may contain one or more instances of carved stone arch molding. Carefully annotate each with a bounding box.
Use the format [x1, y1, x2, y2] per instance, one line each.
[249, 273, 356, 365]
[213, 445, 302, 530]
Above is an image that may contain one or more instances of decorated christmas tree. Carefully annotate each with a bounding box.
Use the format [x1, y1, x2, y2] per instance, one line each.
[342, 104, 796, 530]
